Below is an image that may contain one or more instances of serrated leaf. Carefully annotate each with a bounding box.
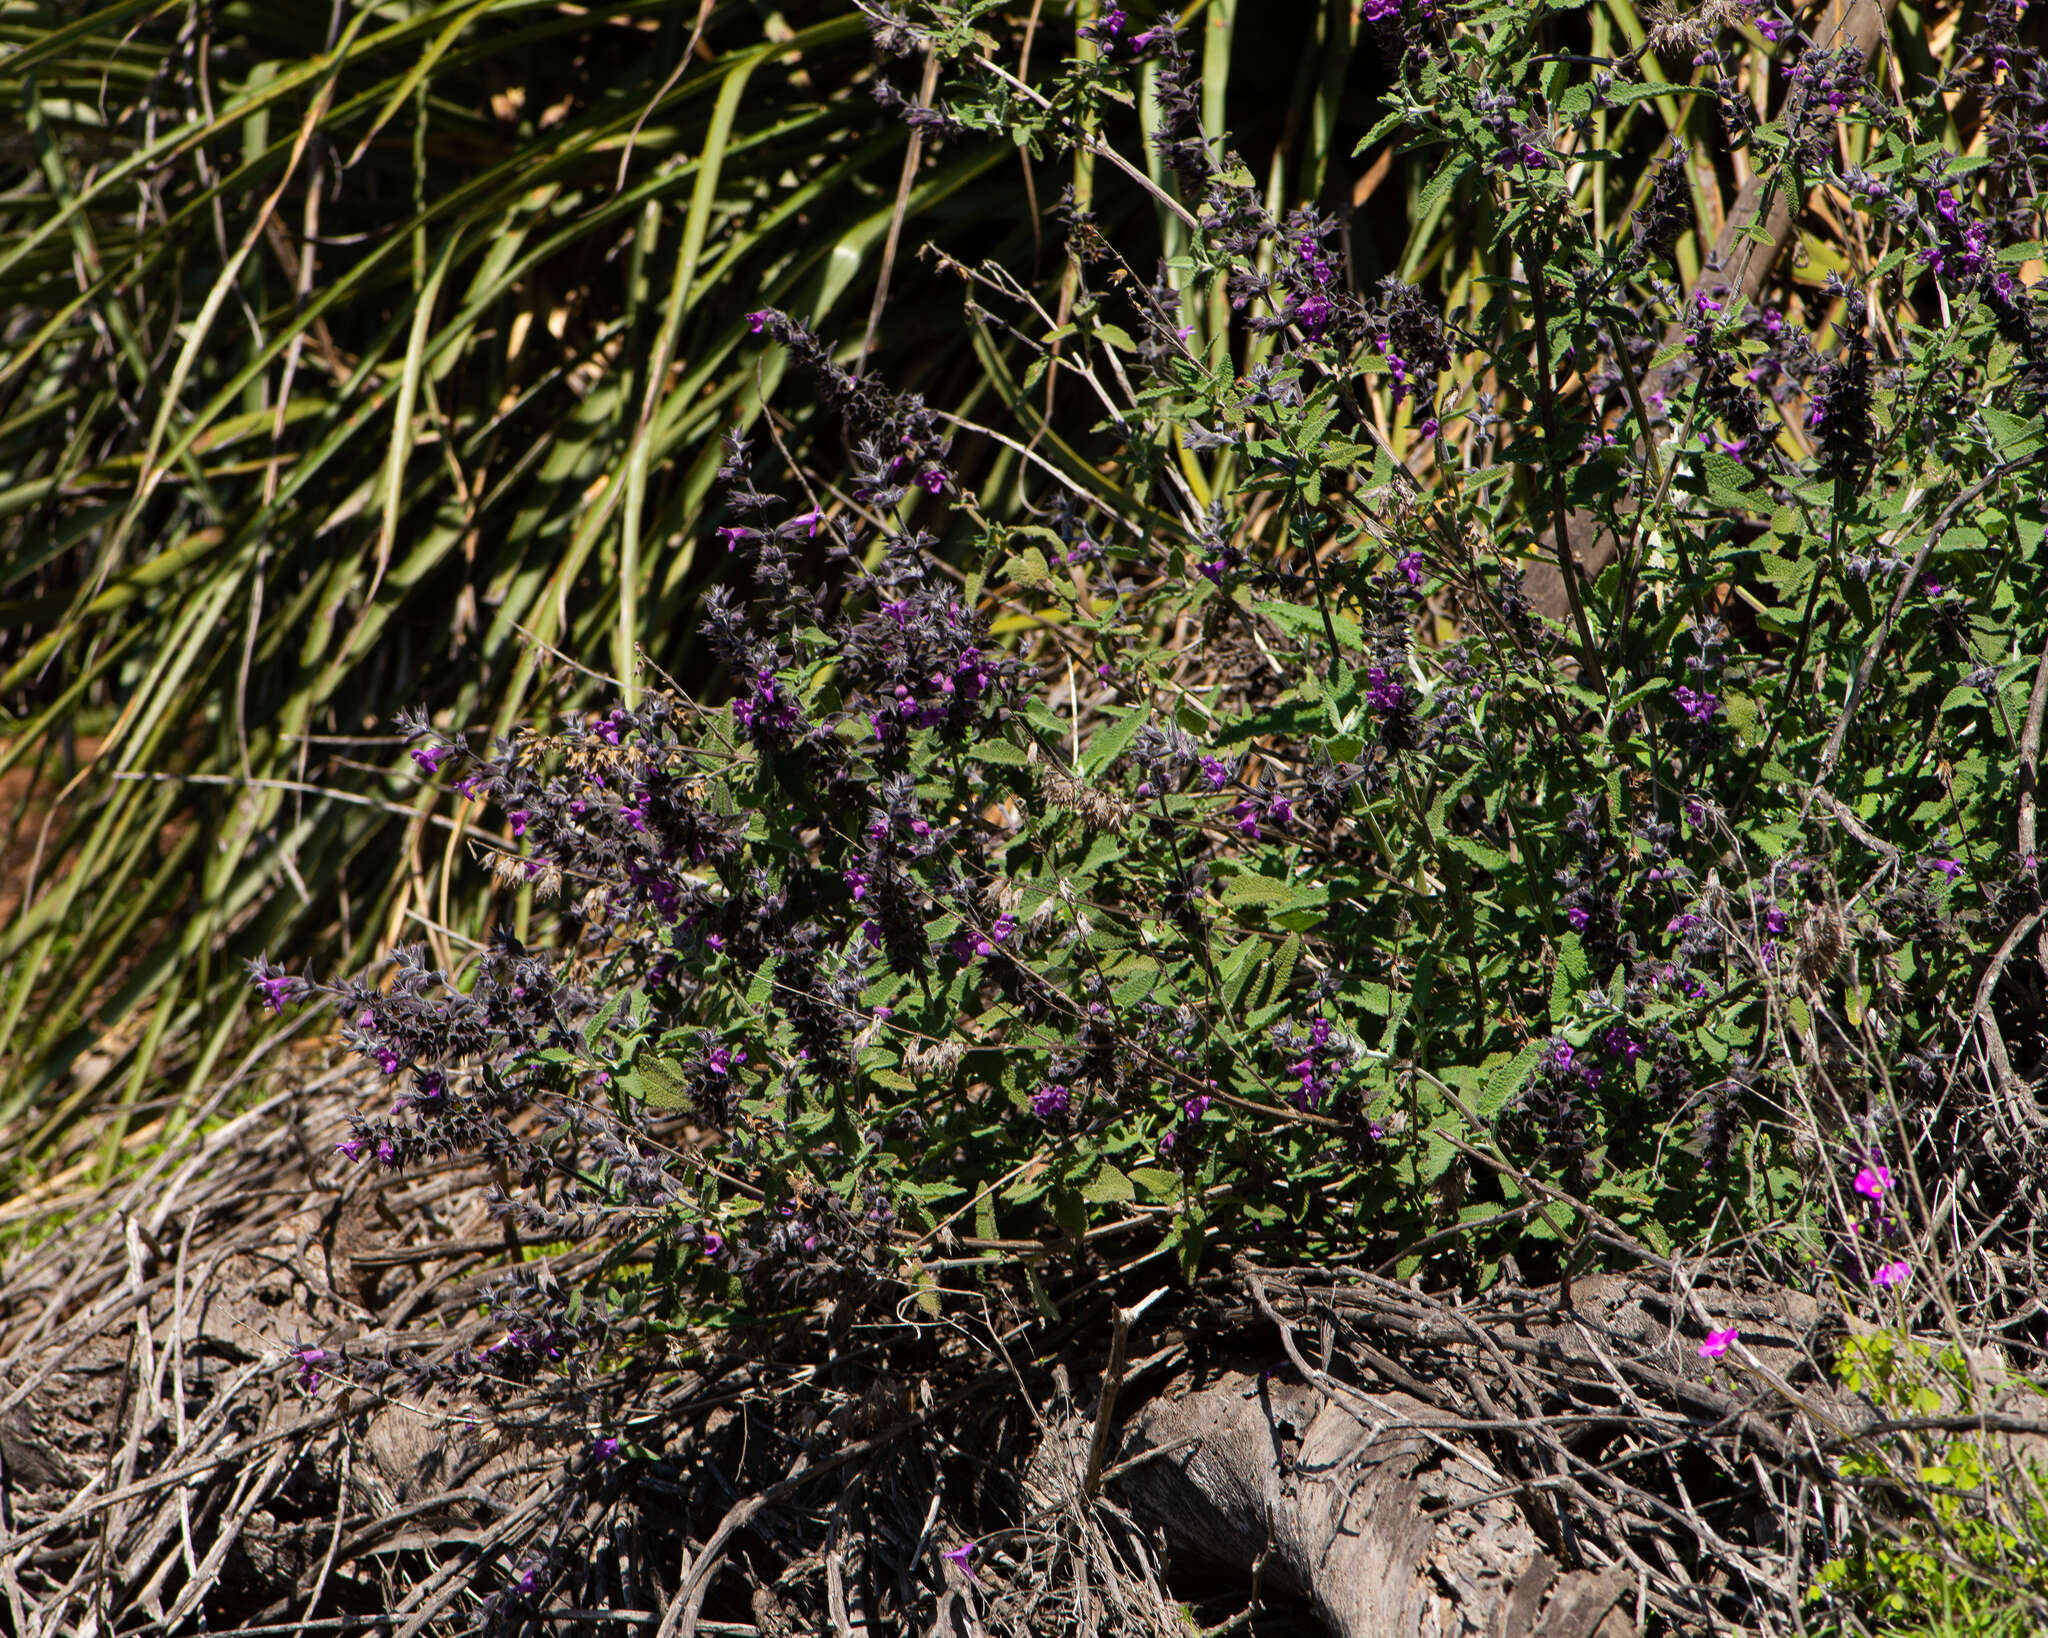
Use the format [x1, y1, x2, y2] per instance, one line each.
[1083, 702, 1149, 776]
[1082, 1164, 1134, 1205]
[1129, 1166, 1181, 1202]
[1444, 833, 1509, 872]
[1002, 547, 1053, 588]
[1983, 406, 2045, 461]
[1478, 1041, 1546, 1119]
[1549, 932, 1591, 1022]
[1112, 959, 1161, 1007]
[628, 1055, 694, 1110]
[1220, 873, 1327, 911]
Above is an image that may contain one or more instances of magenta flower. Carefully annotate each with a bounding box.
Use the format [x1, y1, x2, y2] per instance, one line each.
[592, 1436, 623, 1460]
[410, 744, 451, 775]
[1873, 1260, 1911, 1289]
[335, 1135, 367, 1163]
[1854, 1165, 1892, 1202]
[1698, 1327, 1739, 1360]
[1199, 756, 1230, 791]
[941, 1541, 978, 1583]
[290, 1344, 329, 1390]
[1929, 858, 1963, 882]
[746, 310, 775, 334]
[254, 973, 298, 1014]
[1398, 550, 1426, 586]
[508, 810, 530, 839]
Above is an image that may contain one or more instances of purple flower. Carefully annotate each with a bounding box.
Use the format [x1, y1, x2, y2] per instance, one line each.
[375, 1137, 401, 1170]
[1872, 1260, 1911, 1289]
[746, 310, 775, 334]
[941, 1541, 978, 1583]
[1674, 684, 1718, 724]
[1183, 1094, 1214, 1120]
[1032, 1083, 1071, 1120]
[374, 1044, 402, 1076]
[919, 469, 947, 495]
[410, 744, 451, 775]
[290, 1344, 329, 1390]
[592, 1436, 623, 1460]
[717, 525, 750, 552]
[1921, 576, 1943, 598]
[1199, 756, 1230, 791]
[335, 1135, 367, 1164]
[1398, 550, 1426, 586]
[1364, 666, 1407, 712]
[1567, 906, 1591, 930]
[254, 972, 298, 1014]
[845, 868, 870, 902]
[1854, 1165, 1891, 1201]
[1294, 292, 1333, 337]
[1698, 1327, 1739, 1360]
[700, 1230, 725, 1258]
[1266, 793, 1296, 827]
[1230, 800, 1260, 837]
[508, 810, 531, 839]
[1929, 858, 1963, 882]
[788, 507, 824, 538]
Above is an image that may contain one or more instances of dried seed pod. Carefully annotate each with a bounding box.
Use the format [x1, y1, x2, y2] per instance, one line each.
[1796, 903, 1847, 986]
[1041, 765, 1132, 833]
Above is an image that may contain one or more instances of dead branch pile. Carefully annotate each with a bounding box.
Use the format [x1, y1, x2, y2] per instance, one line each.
[7, 1063, 2048, 1638]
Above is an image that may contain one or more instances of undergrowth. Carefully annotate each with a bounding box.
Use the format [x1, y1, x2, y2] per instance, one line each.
[95, 0, 2048, 1628]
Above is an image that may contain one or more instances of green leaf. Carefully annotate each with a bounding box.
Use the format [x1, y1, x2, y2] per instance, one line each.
[1220, 873, 1327, 912]
[1083, 702, 1149, 776]
[1549, 932, 1591, 1022]
[1081, 1164, 1134, 1205]
[1983, 407, 2045, 461]
[1129, 1166, 1181, 1202]
[1478, 1041, 1546, 1119]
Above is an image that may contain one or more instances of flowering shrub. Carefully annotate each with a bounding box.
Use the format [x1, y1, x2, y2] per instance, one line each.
[255, 0, 2048, 1617]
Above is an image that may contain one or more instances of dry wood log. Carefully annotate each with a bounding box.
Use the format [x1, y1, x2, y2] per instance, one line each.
[1112, 1369, 1634, 1638]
